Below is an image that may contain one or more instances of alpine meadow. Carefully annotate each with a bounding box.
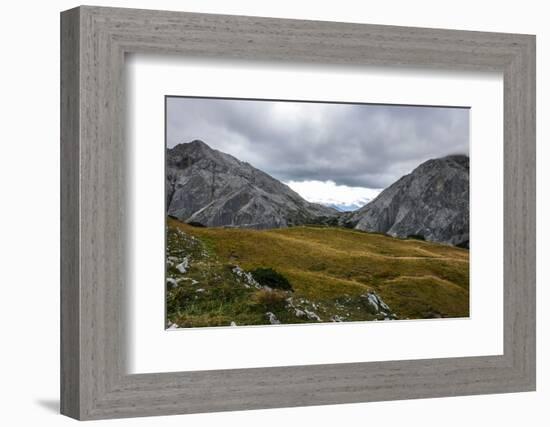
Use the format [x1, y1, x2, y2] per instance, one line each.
[165, 97, 470, 328]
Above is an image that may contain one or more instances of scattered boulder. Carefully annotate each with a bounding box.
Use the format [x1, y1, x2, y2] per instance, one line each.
[232, 265, 261, 289]
[175, 257, 189, 274]
[361, 291, 396, 318]
[266, 312, 280, 325]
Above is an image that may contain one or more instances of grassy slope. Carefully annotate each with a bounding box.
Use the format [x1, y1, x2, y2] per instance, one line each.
[166, 217, 469, 327]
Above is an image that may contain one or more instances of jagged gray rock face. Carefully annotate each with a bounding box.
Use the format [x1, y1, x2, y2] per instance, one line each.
[166, 140, 336, 228]
[343, 155, 469, 247]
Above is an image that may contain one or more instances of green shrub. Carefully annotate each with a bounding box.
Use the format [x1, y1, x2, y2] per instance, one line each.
[455, 240, 469, 249]
[250, 267, 293, 291]
[187, 221, 206, 228]
[407, 234, 425, 241]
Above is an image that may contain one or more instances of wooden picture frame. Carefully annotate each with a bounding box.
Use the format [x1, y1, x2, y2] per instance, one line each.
[60, 5, 536, 420]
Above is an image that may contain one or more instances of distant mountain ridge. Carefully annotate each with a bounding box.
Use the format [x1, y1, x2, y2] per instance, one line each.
[166, 140, 469, 247]
[342, 155, 469, 247]
[166, 140, 336, 228]
[326, 201, 371, 212]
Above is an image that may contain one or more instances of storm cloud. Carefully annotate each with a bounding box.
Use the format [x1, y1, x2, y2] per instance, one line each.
[166, 97, 469, 189]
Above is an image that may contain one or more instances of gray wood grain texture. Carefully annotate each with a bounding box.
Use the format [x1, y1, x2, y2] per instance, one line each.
[60, 5, 536, 420]
[60, 7, 81, 419]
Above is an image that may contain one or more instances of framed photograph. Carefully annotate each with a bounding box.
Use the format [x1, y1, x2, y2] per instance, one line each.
[164, 96, 470, 328]
[61, 6, 536, 420]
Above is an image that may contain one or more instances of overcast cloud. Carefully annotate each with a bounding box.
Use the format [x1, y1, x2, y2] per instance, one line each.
[166, 97, 469, 191]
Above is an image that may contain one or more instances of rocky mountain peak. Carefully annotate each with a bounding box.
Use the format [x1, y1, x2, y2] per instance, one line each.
[414, 154, 468, 174]
[166, 140, 336, 228]
[344, 154, 469, 247]
[166, 140, 469, 246]
[167, 140, 246, 176]
[172, 139, 209, 150]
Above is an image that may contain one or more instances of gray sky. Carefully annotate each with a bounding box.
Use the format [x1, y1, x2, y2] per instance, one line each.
[166, 97, 469, 204]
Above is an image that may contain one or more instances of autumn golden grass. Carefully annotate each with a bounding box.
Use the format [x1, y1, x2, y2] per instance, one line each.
[167, 217, 469, 320]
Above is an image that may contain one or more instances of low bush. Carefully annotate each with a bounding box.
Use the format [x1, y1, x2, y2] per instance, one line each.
[251, 289, 288, 310]
[455, 240, 469, 249]
[187, 221, 206, 228]
[250, 267, 293, 291]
